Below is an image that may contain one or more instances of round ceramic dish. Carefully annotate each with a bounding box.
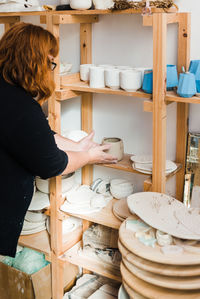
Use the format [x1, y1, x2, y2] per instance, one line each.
[25, 211, 47, 223]
[127, 192, 200, 240]
[28, 191, 50, 211]
[62, 130, 88, 142]
[110, 179, 134, 200]
[35, 172, 75, 194]
[70, 0, 92, 10]
[130, 155, 152, 164]
[113, 198, 132, 219]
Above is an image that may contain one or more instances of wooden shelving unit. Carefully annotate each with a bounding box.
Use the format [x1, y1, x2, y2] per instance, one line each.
[0, 8, 191, 299]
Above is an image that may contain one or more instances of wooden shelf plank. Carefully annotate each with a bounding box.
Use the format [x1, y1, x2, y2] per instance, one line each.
[61, 242, 121, 282]
[18, 230, 51, 259]
[61, 80, 151, 99]
[166, 91, 200, 104]
[0, 7, 178, 18]
[61, 198, 122, 230]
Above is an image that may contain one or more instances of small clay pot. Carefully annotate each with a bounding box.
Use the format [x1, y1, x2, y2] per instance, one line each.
[102, 137, 124, 161]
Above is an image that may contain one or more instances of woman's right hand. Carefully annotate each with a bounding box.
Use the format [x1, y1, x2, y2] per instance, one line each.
[88, 144, 118, 164]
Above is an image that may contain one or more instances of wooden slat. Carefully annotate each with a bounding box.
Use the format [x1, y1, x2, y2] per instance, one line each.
[143, 13, 179, 27]
[60, 73, 80, 85]
[0, 16, 19, 24]
[55, 89, 81, 101]
[176, 13, 190, 201]
[41, 15, 98, 24]
[61, 242, 122, 282]
[152, 13, 167, 193]
[62, 80, 152, 99]
[166, 91, 200, 104]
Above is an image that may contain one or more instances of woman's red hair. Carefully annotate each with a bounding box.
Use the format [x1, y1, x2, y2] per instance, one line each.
[0, 22, 59, 103]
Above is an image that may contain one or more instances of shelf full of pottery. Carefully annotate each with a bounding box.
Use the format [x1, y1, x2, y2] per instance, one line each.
[119, 191, 200, 298]
[61, 60, 200, 105]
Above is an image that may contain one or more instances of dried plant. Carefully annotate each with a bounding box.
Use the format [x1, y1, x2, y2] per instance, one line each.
[111, 0, 178, 11]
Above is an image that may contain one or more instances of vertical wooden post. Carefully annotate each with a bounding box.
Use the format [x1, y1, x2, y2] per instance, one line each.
[152, 13, 167, 193]
[80, 23, 93, 186]
[176, 13, 191, 201]
[46, 15, 64, 299]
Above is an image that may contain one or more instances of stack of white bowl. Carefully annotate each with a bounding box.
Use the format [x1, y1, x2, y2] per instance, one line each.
[110, 179, 134, 200]
[80, 64, 150, 91]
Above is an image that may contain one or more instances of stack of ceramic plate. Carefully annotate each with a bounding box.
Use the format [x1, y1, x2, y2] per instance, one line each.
[118, 192, 200, 298]
[130, 155, 177, 174]
[112, 198, 132, 222]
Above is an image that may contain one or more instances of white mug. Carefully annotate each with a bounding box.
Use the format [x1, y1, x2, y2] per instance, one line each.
[105, 68, 120, 90]
[80, 64, 94, 81]
[120, 70, 142, 92]
[90, 66, 105, 88]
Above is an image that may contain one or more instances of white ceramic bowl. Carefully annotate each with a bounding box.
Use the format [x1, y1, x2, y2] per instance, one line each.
[120, 70, 142, 92]
[36, 172, 75, 194]
[105, 68, 120, 90]
[62, 130, 88, 142]
[110, 179, 134, 199]
[70, 0, 92, 10]
[93, 0, 114, 9]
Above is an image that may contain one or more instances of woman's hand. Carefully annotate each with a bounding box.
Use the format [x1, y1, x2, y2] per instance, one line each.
[77, 131, 99, 151]
[88, 144, 118, 164]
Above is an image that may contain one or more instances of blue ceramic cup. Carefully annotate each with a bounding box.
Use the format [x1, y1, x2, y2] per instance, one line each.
[166, 64, 178, 90]
[142, 69, 153, 94]
[142, 65, 178, 94]
[177, 72, 197, 98]
[189, 60, 200, 92]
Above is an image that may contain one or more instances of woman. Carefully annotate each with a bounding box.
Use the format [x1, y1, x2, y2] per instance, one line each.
[0, 22, 116, 257]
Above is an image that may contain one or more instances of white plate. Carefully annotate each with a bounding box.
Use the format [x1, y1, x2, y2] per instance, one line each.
[130, 155, 152, 164]
[127, 192, 200, 240]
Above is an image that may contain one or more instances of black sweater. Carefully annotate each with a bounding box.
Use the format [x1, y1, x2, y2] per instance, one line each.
[0, 76, 68, 257]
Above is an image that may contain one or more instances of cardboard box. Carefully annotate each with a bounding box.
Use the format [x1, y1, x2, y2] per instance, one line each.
[0, 260, 78, 299]
[0, 262, 51, 299]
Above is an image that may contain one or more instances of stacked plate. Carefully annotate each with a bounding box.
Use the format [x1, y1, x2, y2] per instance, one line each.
[130, 155, 177, 174]
[118, 192, 200, 298]
[112, 198, 132, 222]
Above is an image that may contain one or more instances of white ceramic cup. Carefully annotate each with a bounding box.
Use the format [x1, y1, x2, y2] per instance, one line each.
[90, 66, 105, 88]
[117, 65, 133, 71]
[102, 137, 124, 161]
[70, 0, 92, 10]
[120, 70, 142, 92]
[80, 64, 94, 81]
[93, 0, 114, 9]
[105, 68, 120, 90]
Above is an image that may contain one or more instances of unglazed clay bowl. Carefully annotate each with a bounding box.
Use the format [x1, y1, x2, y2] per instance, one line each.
[35, 172, 75, 194]
[110, 179, 134, 199]
[120, 70, 142, 92]
[102, 137, 124, 161]
[70, 0, 92, 10]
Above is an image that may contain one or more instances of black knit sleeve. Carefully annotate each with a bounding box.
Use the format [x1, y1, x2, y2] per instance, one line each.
[3, 100, 68, 179]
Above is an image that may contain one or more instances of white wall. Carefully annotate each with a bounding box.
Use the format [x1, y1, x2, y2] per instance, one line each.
[1, 1, 200, 193]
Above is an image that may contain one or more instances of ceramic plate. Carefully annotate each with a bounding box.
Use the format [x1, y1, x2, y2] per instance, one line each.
[118, 240, 200, 277]
[130, 155, 152, 164]
[60, 201, 101, 215]
[118, 285, 130, 299]
[113, 198, 132, 219]
[121, 262, 200, 299]
[28, 191, 50, 211]
[127, 192, 200, 240]
[123, 258, 200, 290]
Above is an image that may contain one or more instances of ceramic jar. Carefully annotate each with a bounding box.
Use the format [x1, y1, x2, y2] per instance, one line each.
[93, 0, 114, 9]
[120, 70, 142, 92]
[142, 69, 153, 94]
[166, 64, 178, 90]
[177, 72, 197, 98]
[189, 60, 200, 93]
[80, 64, 94, 81]
[70, 0, 92, 10]
[105, 68, 120, 90]
[90, 66, 105, 88]
[102, 137, 124, 161]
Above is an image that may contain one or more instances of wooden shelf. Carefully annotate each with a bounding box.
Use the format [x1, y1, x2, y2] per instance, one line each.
[18, 230, 51, 259]
[61, 242, 122, 282]
[166, 91, 200, 104]
[61, 198, 122, 230]
[60, 80, 152, 100]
